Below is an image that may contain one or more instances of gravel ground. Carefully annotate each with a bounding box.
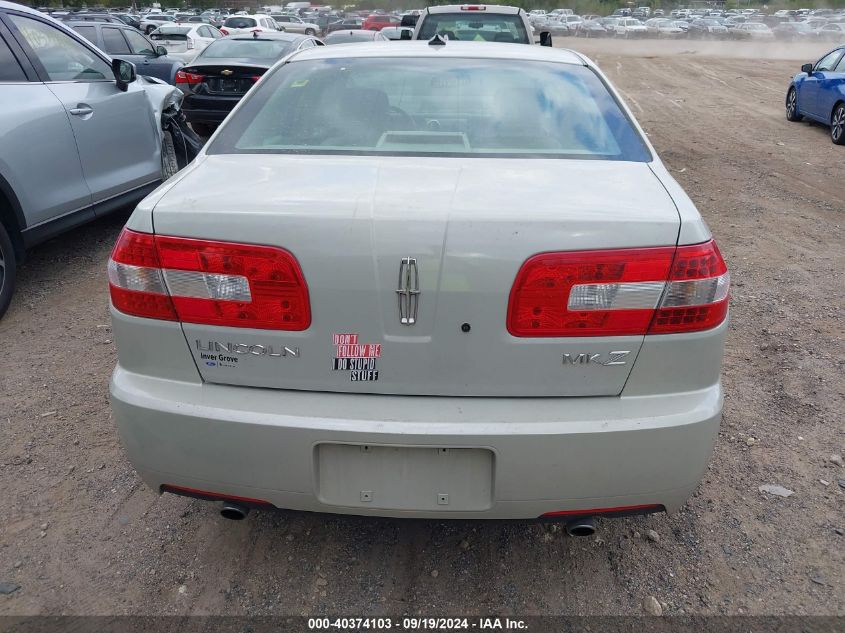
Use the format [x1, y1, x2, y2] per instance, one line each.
[0, 40, 843, 617]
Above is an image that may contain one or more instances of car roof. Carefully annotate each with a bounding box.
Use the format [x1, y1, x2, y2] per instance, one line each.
[223, 31, 307, 42]
[289, 41, 585, 65]
[65, 19, 129, 26]
[425, 5, 522, 16]
[160, 23, 202, 30]
[326, 30, 381, 38]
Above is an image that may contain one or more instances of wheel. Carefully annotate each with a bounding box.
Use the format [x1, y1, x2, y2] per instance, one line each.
[145, 26, 155, 34]
[161, 130, 179, 181]
[831, 103, 845, 145]
[190, 122, 217, 138]
[0, 221, 16, 319]
[786, 87, 803, 122]
[305, 28, 315, 35]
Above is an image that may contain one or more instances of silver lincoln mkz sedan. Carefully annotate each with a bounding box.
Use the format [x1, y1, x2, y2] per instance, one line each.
[109, 41, 729, 533]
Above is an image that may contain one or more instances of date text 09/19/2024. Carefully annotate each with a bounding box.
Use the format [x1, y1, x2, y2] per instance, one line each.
[307, 617, 528, 630]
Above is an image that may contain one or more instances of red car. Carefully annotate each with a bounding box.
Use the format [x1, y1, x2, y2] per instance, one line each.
[362, 14, 400, 30]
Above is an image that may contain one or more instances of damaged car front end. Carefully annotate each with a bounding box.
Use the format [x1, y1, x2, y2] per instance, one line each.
[137, 74, 204, 178]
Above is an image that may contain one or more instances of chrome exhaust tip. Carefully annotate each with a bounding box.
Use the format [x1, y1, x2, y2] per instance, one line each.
[565, 517, 596, 537]
[220, 502, 249, 521]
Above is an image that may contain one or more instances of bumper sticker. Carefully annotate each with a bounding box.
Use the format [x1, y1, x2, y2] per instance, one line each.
[332, 333, 380, 381]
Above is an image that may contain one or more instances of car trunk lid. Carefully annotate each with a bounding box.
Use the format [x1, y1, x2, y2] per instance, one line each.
[152, 154, 681, 397]
[150, 30, 190, 53]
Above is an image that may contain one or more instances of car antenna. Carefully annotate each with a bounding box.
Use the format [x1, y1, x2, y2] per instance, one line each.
[428, 33, 446, 46]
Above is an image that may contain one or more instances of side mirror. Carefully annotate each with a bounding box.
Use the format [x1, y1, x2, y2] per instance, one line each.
[539, 31, 553, 46]
[112, 58, 136, 91]
[801, 63, 813, 74]
[155, 45, 168, 57]
[400, 28, 412, 40]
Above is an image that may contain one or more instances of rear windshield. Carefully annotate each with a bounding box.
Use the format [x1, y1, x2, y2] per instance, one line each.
[418, 13, 530, 43]
[325, 31, 376, 42]
[155, 26, 192, 35]
[199, 38, 293, 59]
[224, 17, 257, 28]
[209, 57, 651, 161]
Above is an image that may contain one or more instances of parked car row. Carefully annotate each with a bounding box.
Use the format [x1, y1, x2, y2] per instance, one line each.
[526, 6, 845, 41]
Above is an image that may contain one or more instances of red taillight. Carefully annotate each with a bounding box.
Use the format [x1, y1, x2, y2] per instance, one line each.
[461, 5, 487, 10]
[507, 246, 674, 337]
[175, 70, 203, 85]
[507, 240, 729, 337]
[108, 229, 311, 330]
[108, 229, 178, 321]
[649, 240, 729, 334]
[219, 27, 229, 35]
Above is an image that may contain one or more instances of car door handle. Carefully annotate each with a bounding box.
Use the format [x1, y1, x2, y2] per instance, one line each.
[69, 105, 93, 116]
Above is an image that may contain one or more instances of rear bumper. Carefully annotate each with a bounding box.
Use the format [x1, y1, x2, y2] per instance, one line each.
[181, 94, 241, 124]
[110, 367, 722, 520]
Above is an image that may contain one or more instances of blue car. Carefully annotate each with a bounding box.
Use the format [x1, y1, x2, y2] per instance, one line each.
[786, 46, 845, 144]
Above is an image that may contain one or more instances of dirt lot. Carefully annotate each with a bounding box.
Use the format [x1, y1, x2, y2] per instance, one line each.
[1, 39, 843, 617]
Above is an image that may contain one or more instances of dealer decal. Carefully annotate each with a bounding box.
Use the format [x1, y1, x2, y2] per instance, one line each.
[332, 333, 380, 381]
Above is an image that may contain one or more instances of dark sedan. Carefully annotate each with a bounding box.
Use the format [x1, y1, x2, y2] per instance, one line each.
[177, 32, 324, 137]
[326, 17, 363, 33]
[112, 13, 141, 30]
[575, 20, 608, 38]
[688, 18, 729, 39]
[69, 21, 184, 84]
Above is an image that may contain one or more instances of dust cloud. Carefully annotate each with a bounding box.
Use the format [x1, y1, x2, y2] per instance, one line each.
[561, 37, 828, 63]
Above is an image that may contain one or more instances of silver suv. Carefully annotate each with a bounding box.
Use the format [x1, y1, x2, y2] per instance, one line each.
[0, 2, 192, 318]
